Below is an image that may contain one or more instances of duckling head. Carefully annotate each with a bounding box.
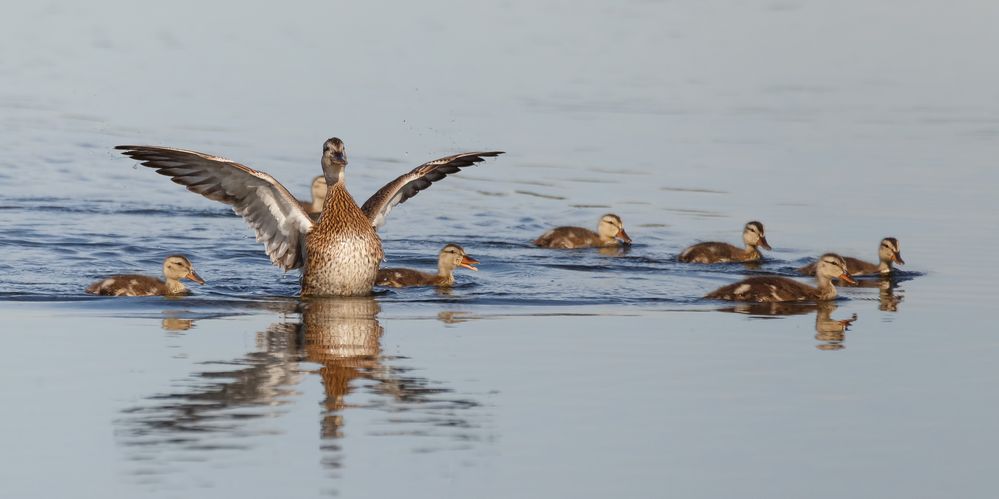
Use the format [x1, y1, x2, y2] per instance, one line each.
[321, 137, 348, 184]
[597, 214, 631, 244]
[743, 221, 771, 250]
[816, 253, 856, 285]
[163, 255, 205, 285]
[310, 175, 328, 204]
[879, 237, 904, 266]
[439, 244, 479, 274]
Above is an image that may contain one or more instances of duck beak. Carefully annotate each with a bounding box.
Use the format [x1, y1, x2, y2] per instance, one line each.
[893, 252, 905, 265]
[186, 270, 206, 285]
[459, 255, 479, 271]
[616, 228, 632, 244]
[839, 272, 857, 285]
[758, 236, 772, 251]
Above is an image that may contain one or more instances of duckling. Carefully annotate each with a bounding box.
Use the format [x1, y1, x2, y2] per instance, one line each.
[705, 253, 856, 302]
[86, 255, 205, 296]
[376, 244, 479, 288]
[798, 237, 904, 277]
[299, 175, 328, 217]
[534, 213, 631, 249]
[678, 221, 771, 263]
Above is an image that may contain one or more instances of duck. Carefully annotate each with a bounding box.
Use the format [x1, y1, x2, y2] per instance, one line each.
[533, 213, 631, 249]
[299, 175, 328, 218]
[116, 138, 502, 297]
[86, 255, 205, 296]
[705, 253, 856, 302]
[376, 244, 479, 288]
[678, 221, 771, 263]
[798, 237, 904, 277]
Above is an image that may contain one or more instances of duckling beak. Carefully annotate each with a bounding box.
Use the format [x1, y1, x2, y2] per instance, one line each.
[893, 252, 905, 265]
[839, 273, 857, 285]
[616, 228, 632, 244]
[459, 255, 479, 271]
[758, 236, 772, 251]
[186, 270, 206, 285]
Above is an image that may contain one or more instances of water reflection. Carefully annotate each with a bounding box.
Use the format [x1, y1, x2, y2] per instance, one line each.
[119, 297, 483, 483]
[718, 301, 859, 350]
[845, 277, 904, 312]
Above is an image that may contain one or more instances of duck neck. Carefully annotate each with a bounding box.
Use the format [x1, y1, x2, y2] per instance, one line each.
[878, 258, 892, 273]
[164, 278, 186, 295]
[743, 243, 761, 259]
[814, 274, 838, 300]
[324, 163, 346, 187]
[437, 263, 456, 284]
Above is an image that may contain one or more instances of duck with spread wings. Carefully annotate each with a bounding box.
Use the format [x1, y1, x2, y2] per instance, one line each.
[116, 138, 503, 296]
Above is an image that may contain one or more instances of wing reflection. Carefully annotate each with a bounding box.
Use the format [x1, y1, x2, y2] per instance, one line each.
[118, 297, 484, 481]
[717, 301, 858, 350]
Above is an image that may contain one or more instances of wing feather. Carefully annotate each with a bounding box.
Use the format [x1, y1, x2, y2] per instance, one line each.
[360, 151, 503, 230]
[116, 145, 314, 270]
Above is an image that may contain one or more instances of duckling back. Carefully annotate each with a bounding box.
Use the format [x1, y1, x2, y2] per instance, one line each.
[86, 274, 174, 296]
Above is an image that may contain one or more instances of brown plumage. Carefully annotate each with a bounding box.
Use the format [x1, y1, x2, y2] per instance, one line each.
[798, 237, 904, 277]
[376, 244, 479, 288]
[678, 221, 771, 263]
[86, 255, 205, 297]
[534, 213, 631, 249]
[116, 138, 502, 296]
[705, 253, 855, 302]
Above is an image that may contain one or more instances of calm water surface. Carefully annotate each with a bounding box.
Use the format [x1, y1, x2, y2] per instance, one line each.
[2, 1, 999, 498]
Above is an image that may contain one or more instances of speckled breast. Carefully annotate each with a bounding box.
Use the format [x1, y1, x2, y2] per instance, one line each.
[301, 216, 384, 297]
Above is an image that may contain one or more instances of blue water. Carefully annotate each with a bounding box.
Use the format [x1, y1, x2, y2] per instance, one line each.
[2, 1, 998, 498]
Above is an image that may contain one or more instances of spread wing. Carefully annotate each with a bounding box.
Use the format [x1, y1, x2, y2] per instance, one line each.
[115, 145, 314, 271]
[360, 151, 503, 230]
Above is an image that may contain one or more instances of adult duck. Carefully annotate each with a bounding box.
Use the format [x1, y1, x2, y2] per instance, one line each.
[117, 138, 502, 296]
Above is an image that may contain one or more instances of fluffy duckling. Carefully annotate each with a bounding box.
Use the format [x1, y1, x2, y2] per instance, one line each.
[298, 175, 328, 217]
[534, 213, 631, 249]
[86, 255, 205, 296]
[705, 253, 856, 302]
[376, 244, 479, 288]
[678, 221, 771, 263]
[798, 237, 904, 277]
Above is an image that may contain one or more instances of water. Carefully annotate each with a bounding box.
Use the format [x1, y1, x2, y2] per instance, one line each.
[2, 1, 999, 497]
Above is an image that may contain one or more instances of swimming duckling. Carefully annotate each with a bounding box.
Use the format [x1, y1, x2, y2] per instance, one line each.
[299, 175, 328, 218]
[705, 253, 856, 302]
[534, 213, 631, 249]
[678, 221, 771, 263]
[86, 255, 205, 296]
[798, 237, 904, 277]
[376, 244, 479, 288]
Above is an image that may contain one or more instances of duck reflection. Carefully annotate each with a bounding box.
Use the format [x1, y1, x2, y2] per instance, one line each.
[718, 301, 858, 350]
[160, 317, 194, 331]
[841, 276, 903, 312]
[119, 296, 482, 476]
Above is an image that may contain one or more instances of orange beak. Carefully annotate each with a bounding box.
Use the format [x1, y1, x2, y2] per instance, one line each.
[616, 228, 632, 244]
[758, 236, 772, 251]
[838, 273, 857, 285]
[186, 270, 206, 285]
[893, 252, 905, 265]
[459, 255, 479, 271]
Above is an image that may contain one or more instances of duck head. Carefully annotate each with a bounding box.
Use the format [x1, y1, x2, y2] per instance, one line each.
[816, 253, 856, 285]
[321, 137, 348, 184]
[439, 244, 479, 275]
[879, 237, 904, 266]
[597, 213, 631, 244]
[743, 221, 771, 250]
[163, 255, 205, 285]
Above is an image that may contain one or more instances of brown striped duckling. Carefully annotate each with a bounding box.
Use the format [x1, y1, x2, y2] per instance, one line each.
[298, 175, 328, 217]
[534, 213, 631, 249]
[705, 253, 856, 302]
[117, 139, 502, 296]
[678, 221, 771, 263]
[376, 244, 479, 288]
[86, 255, 205, 296]
[798, 237, 904, 277]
